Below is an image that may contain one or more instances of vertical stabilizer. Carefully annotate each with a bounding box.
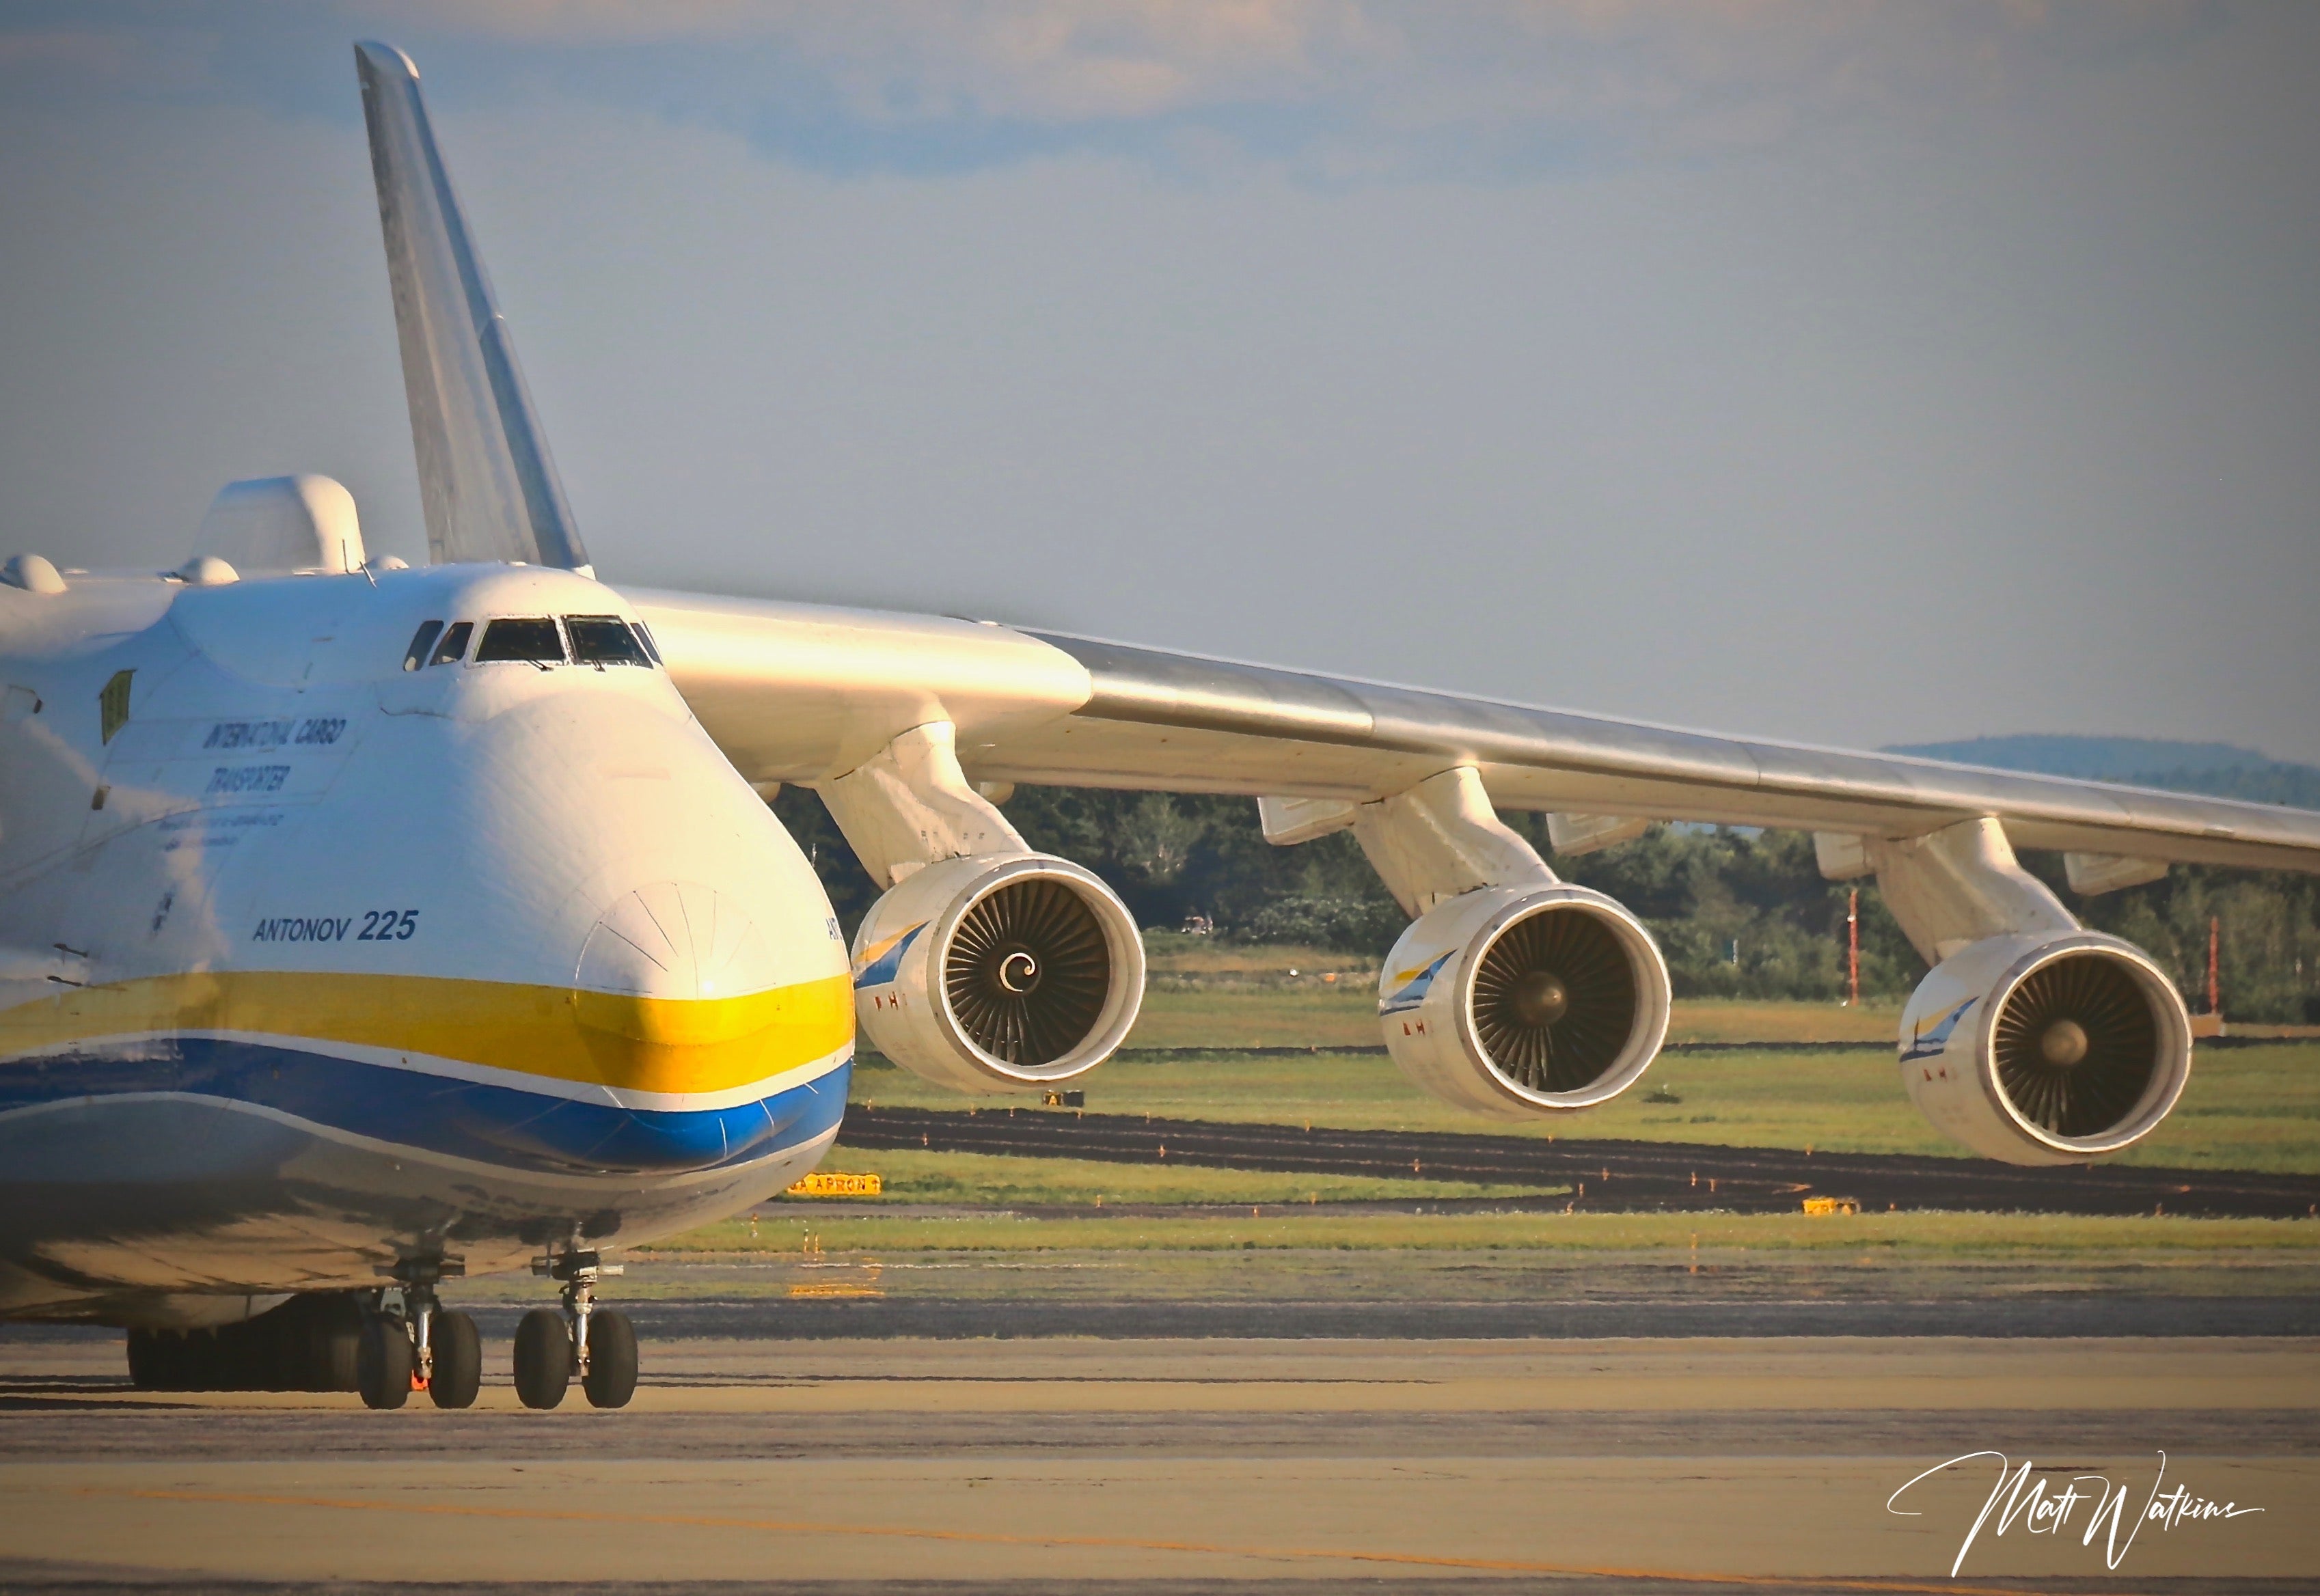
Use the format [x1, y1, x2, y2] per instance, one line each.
[355, 42, 589, 572]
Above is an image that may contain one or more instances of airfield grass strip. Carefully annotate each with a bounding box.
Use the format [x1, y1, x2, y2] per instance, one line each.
[657, 1204, 2320, 1258]
[851, 1042, 2320, 1174]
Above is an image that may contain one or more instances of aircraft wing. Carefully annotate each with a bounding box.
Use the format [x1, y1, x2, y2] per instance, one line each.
[349, 40, 2297, 1164]
[630, 588, 2320, 876]
[349, 41, 2319, 882]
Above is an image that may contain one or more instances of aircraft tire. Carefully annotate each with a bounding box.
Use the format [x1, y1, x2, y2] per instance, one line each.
[357, 1315, 413, 1410]
[303, 1295, 364, 1392]
[148, 1328, 220, 1391]
[428, 1310, 482, 1409]
[161, 1330, 210, 1390]
[215, 1323, 266, 1391]
[513, 1308, 573, 1410]
[582, 1310, 638, 1409]
[126, 1329, 167, 1390]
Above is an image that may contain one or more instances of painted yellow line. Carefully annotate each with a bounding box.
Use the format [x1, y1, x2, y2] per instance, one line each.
[83, 1485, 2096, 1595]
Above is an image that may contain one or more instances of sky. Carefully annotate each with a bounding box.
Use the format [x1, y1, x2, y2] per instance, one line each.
[2, 2, 2315, 764]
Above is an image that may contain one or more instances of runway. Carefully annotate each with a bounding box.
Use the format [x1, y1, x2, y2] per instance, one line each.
[2, 1333, 2315, 1592]
[836, 1106, 2320, 1218]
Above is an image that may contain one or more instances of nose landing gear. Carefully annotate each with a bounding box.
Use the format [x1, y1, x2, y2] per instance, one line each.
[357, 1263, 481, 1411]
[355, 1310, 413, 1409]
[514, 1250, 638, 1411]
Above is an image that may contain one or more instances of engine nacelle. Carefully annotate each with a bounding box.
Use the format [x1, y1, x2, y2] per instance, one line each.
[850, 853, 1145, 1093]
[1900, 932, 2192, 1166]
[1378, 885, 1672, 1118]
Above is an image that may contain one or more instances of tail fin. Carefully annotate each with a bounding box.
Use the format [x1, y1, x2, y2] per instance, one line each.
[355, 42, 589, 573]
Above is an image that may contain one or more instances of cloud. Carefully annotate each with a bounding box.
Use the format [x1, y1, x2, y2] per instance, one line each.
[368, 0, 1362, 122]
[385, 4, 2198, 100]
[5, 1, 2224, 177]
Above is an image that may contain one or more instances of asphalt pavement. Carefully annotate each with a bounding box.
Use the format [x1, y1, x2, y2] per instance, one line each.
[838, 1105, 2320, 1219]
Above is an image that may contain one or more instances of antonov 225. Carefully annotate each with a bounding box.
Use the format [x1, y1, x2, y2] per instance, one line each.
[5, 43, 2317, 1412]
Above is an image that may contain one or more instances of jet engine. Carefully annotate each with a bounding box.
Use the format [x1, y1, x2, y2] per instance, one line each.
[1378, 885, 1672, 1118]
[1898, 932, 2192, 1166]
[850, 853, 1145, 1093]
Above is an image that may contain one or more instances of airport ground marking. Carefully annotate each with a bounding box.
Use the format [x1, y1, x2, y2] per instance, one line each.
[74, 1483, 2113, 1595]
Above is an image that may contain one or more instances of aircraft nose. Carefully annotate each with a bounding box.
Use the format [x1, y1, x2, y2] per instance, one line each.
[576, 881, 777, 1002]
[569, 881, 807, 1076]
[526, 881, 849, 1174]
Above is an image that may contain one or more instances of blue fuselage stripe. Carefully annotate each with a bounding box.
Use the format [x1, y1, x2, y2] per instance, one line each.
[0, 1038, 851, 1177]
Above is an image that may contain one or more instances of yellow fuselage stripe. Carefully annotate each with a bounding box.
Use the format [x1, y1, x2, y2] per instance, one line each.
[0, 970, 854, 1097]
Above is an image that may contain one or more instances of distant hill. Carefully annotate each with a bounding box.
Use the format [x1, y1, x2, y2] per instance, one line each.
[1884, 734, 2320, 809]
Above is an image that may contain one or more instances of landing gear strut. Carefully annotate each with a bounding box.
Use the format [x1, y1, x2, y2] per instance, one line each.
[357, 1262, 481, 1411]
[514, 1250, 637, 1410]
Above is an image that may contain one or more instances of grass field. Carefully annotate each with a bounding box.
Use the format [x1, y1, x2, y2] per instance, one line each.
[1140, 940, 1378, 979]
[655, 998, 2320, 1264]
[1116, 984, 1907, 1049]
[799, 1146, 1566, 1207]
[655, 1132, 2320, 1289]
[1121, 985, 1387, 1049]
[657, 1203, 2320, 1275]
[853, 1039, 2320, 1174]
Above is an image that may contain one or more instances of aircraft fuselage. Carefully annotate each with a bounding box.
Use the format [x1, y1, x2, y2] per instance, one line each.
[0, 564, 851, 1327]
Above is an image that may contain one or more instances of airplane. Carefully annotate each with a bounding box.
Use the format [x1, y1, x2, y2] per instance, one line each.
[5, 42, 2317, 1412]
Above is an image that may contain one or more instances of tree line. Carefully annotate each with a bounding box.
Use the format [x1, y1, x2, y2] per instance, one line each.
[772, 786, 2320, 1022]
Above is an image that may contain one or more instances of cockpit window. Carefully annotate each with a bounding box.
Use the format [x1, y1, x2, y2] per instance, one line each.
[475, 617, 567, 664]
[631, 621, 662, 665]
[566, 615, 652, 667]
[402, 620, 443, 672]
[430, 620, 474, 666]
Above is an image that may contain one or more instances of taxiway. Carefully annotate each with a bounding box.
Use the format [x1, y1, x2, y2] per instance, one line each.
[2, 1332, 2313, 1592]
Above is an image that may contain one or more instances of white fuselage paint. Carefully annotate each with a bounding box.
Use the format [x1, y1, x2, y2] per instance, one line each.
[0, 564, 850, 1326]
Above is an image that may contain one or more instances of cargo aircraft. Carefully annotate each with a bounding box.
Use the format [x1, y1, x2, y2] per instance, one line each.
[5, 44, 2317, 1410]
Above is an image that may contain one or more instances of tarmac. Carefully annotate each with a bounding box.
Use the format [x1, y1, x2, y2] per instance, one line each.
[3, 1323, 2315, 1592]
[836, 1105, 2320, 1218]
